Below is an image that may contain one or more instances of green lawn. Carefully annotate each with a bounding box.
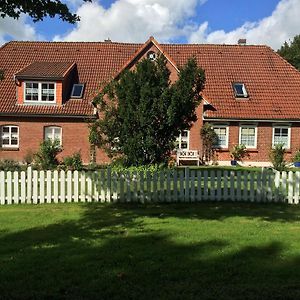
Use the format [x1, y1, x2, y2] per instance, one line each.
[1, 203, 300, 299]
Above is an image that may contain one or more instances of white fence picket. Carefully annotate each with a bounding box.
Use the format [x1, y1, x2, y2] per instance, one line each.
[7, 171, 12, 205]
[60, 170, 65, 203]
[32, 170, 38, 204]
[13, 171, 19, 204]
[39, 170, 45, 204]
[20, 171, 26, 204]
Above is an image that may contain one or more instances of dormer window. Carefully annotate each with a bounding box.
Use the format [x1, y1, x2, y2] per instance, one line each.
[71, 83, 84, 98]
[233, 83, 248, 98]
[24, 82, 56, 103]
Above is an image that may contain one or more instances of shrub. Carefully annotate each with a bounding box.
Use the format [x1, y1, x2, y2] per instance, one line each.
[34, 139, 62, 170]
[200, 123, 218, 163]
[270, 144, 286, 171]
[230, 144, 247, 161]
[63, 152, 83, 171]
[293, 150, 300, 162]
[0, 159, 21, 171]
[110, 161, 168, 175]
[23, 150, 34, 165]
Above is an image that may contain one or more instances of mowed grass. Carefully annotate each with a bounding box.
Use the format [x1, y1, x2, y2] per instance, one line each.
[1, 203, 300, 299]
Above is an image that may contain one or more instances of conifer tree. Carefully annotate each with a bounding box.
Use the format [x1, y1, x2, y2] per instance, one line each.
[90, 55, 205, 166]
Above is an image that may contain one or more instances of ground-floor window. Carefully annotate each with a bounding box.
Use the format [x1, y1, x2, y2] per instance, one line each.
[1, 125, 19, 148]
[44, 126, 62, 145]
[213, 125, 228, 148]
[239, 124, 257, 148]
[176, 130, 189, 150]
[272, 125, 290, 148]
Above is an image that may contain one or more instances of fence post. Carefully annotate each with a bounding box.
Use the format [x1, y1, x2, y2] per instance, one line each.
[27, 167, 32, 204]
[184, 167, 190, 202]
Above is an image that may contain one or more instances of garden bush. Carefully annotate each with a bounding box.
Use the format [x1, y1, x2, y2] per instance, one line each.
[63, 152, 83, 171]
[270, 144, 286, 171]
[34, 139, 61, 170]
[0, 159, 21, 171]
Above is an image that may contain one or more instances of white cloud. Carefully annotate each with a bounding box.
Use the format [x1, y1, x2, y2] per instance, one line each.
[0, 16, 37, 45]
[55, 0, 206, 42]
[189, 0, 300, 50]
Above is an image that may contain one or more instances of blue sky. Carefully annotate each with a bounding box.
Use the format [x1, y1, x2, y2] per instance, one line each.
[1, 0, 299, 49]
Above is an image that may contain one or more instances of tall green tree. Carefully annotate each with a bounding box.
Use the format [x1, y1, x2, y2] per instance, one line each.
[90, 55, 205, 166]
[278, 34, 300, 71]
[0, 0, 91, 23]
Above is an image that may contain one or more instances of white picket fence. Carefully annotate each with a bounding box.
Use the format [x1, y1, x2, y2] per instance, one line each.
[0, 167, 300, 205]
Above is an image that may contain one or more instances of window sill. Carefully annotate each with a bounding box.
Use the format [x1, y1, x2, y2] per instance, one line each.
[1, 147, 19, 151]
[215, 148, 229, 152]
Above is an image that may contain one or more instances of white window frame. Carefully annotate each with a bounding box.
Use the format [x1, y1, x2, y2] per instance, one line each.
[1, 125, 19, 148]
[239, 124, 257, 149]
[44, 126, 62, 145]
[212, 124, 229, 148]
[24, 81, 56, 103]
[272, 124, 291, 149]
[176, 130, 190, 150]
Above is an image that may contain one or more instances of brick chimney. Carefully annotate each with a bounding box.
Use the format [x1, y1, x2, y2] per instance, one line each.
[238, 39, 247, 46]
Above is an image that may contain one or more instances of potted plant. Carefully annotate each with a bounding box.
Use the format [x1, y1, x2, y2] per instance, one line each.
[230, 144, 247, 166]
[293, 150, 300, 167]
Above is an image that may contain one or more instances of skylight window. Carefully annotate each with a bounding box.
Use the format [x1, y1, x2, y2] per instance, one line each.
[71, 83, 84, 98]
[233, 83, 248, 98]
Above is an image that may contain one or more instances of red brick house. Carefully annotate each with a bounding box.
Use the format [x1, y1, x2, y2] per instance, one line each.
[1, 36, 300, 166]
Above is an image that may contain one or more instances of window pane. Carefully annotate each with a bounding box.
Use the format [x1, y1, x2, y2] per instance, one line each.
[240, 126, 256, 147]
[2, 138, 9, 145]
[2, 127, 9, 133]
[11, 127, 18, 133]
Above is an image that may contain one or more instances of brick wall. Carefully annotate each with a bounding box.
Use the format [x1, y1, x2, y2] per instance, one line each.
[0, 117, 109, 165]
[200, 121, 300, 163]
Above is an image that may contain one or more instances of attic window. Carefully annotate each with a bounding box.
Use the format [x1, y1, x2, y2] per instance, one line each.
[71, 83, 84, 98]
[233, 83, 248, 98]
[147, 51, 157, 61]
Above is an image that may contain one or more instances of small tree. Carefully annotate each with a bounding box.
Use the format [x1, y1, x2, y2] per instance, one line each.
[269, 144, 286, 171]
[200, 123, 217, 163]
[230, 144, 247, 161]
[90, 55, 205, 166]
[34, 139, 61, 169]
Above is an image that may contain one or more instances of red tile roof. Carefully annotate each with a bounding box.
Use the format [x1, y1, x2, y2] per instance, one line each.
[1, 39, 300, 119]
[15, 61, 75, 80]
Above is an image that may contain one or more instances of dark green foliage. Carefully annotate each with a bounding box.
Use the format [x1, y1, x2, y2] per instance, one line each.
[0, 0, 91, 23]
[200, 123, 218, 162]
[34, 139, 61, 170]
[91, 55, 205, 166]
[270, 144, 286, 171]
[0, 159, 20, 171]
[278, 34, 300, 70]
[63, 152, 83, 171]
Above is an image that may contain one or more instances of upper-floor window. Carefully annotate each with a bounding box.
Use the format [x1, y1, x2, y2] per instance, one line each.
[213, 124, 229, 148]
[176, 130, 189, 150]
[1, 125, 19, 148]
[239, 124, 257, 148]
[44, 126, 62, 145]
[24, 82, 56, 103]
[233, 82, 248, 98]
[272, 125, 290, 149]
[71, 83, 85, 98]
